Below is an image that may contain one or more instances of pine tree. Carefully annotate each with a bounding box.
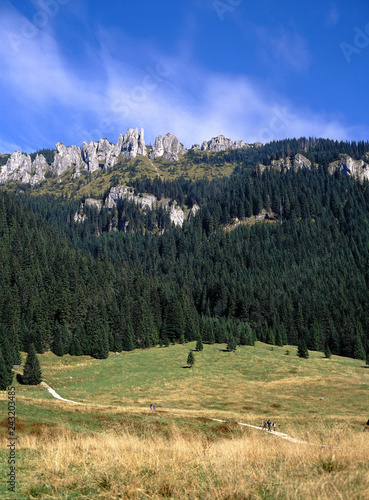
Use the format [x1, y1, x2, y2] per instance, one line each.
[324, 343, 331, 359]
[187, 350, 195, 368]
[227, 334, 237, 352]
[22, 343, 42, 385]
[297, 337, 309, 359]
[195, 336, 203, 351]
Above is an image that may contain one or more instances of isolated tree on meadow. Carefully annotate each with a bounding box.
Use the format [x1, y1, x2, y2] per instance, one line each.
[195, 336, 203, 351]
[22, 343, 42, 385]
[324, 343, 331, 359]
[297, 337, 309, 359]
[227, 334, 237, 352]
[187, 350, 195, 368]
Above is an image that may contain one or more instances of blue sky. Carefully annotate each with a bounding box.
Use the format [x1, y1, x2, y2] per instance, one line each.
[0, 0, 368, 153]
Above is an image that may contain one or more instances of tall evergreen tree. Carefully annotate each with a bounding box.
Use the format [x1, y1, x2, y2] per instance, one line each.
[22, 343, 42, 385]
[187, 350, 195, 368]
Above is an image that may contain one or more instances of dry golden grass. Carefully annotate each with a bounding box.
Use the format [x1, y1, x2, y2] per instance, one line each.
[11, 422, 369, 499]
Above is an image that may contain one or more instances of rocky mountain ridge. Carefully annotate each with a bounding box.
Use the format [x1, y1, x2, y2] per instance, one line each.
[0, 127, 257, 186]
[1, 128, 369, 187]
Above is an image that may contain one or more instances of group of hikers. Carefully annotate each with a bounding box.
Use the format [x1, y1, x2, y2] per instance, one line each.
[262, 419, 277, 432]
[149, 404, 156, 411]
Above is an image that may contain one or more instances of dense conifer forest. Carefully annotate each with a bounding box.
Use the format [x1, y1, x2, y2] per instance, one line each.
[1, 137, 369, 386]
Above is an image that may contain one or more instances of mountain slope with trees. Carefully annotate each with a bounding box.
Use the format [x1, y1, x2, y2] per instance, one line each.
[0, 137, 368, 388]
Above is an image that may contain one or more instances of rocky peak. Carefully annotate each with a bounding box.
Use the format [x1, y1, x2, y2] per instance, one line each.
[52, 142, 86, 176]
[201, 135, 249, 152]
[117, 128, 146, 160]
[149, 133, 186, 161]
[0, 151, 32, 184]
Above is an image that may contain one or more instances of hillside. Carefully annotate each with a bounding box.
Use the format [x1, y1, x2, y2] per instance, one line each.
[0, 342, 368, 499]
[0, 136, 369, 380]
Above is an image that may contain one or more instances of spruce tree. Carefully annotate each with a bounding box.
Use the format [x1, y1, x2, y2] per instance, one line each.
[187, 350, 195, 368]
[324, 343, 331, 359]
[227, 334, 237, 352]
[22, 343, 42, 385]
[195, 336, 203, 351]
[297, 337, 309, 359]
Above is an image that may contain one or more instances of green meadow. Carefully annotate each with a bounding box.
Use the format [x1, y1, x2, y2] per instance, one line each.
[1, 342, 368, 499]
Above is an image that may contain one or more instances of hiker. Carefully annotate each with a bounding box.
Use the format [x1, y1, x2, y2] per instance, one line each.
[267, 419, 271, 431]
[153, 404, 156, 411]
[272, 421, 276, 432]
[150, 404, 153, 410]
[262, 419, 266, 430]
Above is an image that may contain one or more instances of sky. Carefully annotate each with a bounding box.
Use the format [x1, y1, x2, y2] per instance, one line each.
[0, 0, 368, 153]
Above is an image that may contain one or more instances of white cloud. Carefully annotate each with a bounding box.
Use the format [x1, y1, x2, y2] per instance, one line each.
[0, 5, 365, 153]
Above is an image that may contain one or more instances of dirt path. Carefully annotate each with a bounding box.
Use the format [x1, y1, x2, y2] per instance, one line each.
[40, 381, 85, 405]
[39, 382, 323, 446]
[149, 159, 163, 180]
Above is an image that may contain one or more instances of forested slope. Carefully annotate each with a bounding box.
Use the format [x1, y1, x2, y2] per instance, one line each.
[1, 139, 369, 381]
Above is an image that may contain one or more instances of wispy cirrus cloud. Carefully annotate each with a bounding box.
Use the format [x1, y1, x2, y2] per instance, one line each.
[0, 3, 366, 153]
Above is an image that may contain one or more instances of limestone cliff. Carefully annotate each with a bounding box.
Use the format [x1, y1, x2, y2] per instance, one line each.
[149, 133, 186, 161]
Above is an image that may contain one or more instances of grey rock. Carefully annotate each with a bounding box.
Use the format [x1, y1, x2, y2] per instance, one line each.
[105, 185, 156, 210]
[52, 142, 86, 176]
[0, 151, 32, 184]
[329, 155, 369, 182]
[116, 127, 146, 160]
[30, 154, 49, 185]
[169, 201, 185, 226]
[293, 154, 311, 169]
[188, 204, 200, 220]
[149, 133, 186, 161]
[201, 135, 250, 152]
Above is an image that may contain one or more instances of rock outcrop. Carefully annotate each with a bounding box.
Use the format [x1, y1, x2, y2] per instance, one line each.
[31, 154, 49, 185]
[52, 142, 86, 176]
[149, 133, 186, 161]
[117, 128, 146, 160]
[270, 154, 311, 171]
[201, 135, 249, 152]
[75, 184, 188, 228]
[328, 155, 369, 182]
[169, 201, 185, 226]
[188, 204, 200, 220]
[0, 151, 49, 185]
[105, 185, 156, 210]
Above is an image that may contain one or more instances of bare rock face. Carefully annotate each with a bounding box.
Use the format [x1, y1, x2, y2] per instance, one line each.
[105, 185, 156, 210]
[293, 154, 311, 169]
[31, 154, 49, 185]
[0, 151, 50, 185]
[329, 155, 369, 182]
[116, 128, 146, 160]
[270, 154, 311, 171]
[188, 204, 200, 220]
[81, 138, 117, 172]
[169, 201, 185, 226]
[82, 141, 100, 173]
[52, 142, 86, 176]
[201, 135, 249, 152]
[0, 151, 32, 184]
[149, 133, 186, 161]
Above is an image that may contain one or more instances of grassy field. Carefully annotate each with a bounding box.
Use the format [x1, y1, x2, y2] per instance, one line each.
[1, 342, 368, 499]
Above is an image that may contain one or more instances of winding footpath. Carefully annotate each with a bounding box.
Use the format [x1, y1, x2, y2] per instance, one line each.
[39, 382, 333, 447]
[40, 381, 85, 405]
